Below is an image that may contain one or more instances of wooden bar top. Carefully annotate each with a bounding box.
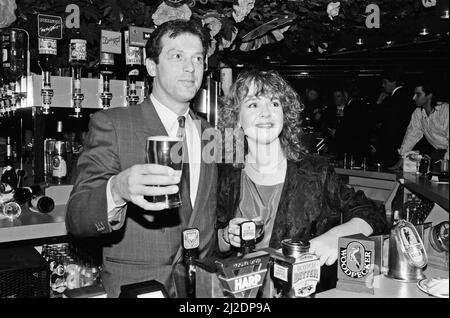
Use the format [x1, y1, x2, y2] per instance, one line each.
[401, 173, 449, 211]
[316, 266, 448, 298]
[335, 167, 448, 211]
[0, 185, 72, 243]
[334, 167, 398, 181]
[0, 203, 67, 243]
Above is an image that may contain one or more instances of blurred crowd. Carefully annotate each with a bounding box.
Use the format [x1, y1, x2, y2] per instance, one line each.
[299, 69, 449, 169]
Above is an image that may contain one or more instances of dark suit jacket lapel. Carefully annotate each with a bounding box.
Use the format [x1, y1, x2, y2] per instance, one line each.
[134, 99, 168, 147]
[187, 111, 213, 227]
[171, 111, 214, 271]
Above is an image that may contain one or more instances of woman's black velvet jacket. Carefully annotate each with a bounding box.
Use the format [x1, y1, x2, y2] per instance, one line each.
[216, 154, 388, 248]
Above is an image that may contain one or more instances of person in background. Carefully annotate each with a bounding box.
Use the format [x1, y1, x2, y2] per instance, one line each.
[216, 70, 388, 291]
[323, 88, 348, 157]
[302, 82, 325, 132]
[375, 69, 415, 168]
[392, 76, 449, 169]
[65, 20, 217, 298]
[343, 82, 371, 163]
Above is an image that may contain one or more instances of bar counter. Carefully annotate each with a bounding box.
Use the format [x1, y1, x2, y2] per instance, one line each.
[0, 203, 66, 243]
[0, 185, 71, 243]
[335, 167, 449, 211]
[402, 172, 449, 211]
[334, 167, 398, 181]
[1, 170, 447, 245]
[316, 265, 448, 298]
[0, 175, 447, 299]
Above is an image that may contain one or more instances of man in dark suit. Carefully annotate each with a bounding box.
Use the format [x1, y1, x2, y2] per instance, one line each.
[375, 70, 414, 168]
[66, 20, 217, 298]
[327, 83, 370, 162]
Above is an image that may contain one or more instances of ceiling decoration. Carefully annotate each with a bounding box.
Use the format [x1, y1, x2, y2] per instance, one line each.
[3, 0, 449, 69]
[239, 13, 296, 51]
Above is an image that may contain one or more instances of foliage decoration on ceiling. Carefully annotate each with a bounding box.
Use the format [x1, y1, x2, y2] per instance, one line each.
[152, 1, 192, 25]
[422, 0, 437, 8]
[326, 2, 340, 20]
[3, 0, 448, 69]
[0, 0, 17, 28]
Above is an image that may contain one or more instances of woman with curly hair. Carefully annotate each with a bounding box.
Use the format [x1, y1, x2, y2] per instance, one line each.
[216, 70, 387, 282]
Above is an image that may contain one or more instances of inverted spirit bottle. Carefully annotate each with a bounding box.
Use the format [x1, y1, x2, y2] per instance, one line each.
[124, 30, 142, 106]
[0, 60, 6, 117]
[99, 52, 114, 109]
[1, 136, 17, 189]
[3, 30, 25, 115]
[69, 29, 87, 118]
[38, 37, 57, 114]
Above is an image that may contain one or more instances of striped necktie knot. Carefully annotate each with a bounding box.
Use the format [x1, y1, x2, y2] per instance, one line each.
[177, 116, 186, 139]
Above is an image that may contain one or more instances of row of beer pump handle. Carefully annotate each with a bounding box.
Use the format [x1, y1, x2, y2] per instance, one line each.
[0, 27, 144, 118]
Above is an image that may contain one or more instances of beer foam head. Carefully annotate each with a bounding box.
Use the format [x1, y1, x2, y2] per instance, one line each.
[147, 136, 182, 142]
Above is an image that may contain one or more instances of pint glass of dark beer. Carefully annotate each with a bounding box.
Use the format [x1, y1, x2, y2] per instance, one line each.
[145, 136, 183, 208]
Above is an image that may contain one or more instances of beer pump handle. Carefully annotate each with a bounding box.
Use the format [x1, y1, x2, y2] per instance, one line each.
[240, 221, 256, 255]
[182, 228, 200, 258]
[182, 228, 200, 298]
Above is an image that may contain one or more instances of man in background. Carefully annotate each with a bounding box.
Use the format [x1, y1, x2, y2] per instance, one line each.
[393, 76, 449, 169]
[375, 69, 414, 168]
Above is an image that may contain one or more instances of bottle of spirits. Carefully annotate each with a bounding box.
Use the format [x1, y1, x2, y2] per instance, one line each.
[2, 30, 25, 115]
[0, 49, 7, 117]
[69, 29, 87, 117]
[1, 30, 12, 116]
[124, 30, 142, 106]
[38, 37, 58, 114]
[99, 52, 114, 109]
[1, 136, 18, 189]
[52, 121, 67, 184]
[13, 184, 44, 204]
[12, 183, 55, 214]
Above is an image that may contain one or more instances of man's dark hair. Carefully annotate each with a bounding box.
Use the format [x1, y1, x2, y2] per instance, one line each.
[414, 75, 443, 106]
[305, 81, 321, 94]
[145, 19, 210, 64]
[414, 76, 435, 96]
[382, 68, 405, 85]
[332, 87, 347, 96]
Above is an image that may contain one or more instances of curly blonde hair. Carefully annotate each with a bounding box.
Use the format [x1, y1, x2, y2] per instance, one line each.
[218, 69, 306, 162]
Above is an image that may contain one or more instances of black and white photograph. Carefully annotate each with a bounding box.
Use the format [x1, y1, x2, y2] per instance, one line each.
[0, 0, 448, 311]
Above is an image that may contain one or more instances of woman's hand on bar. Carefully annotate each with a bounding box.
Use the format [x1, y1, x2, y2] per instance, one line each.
[309, 231, 339, 266]
[309, 217, 374, 266]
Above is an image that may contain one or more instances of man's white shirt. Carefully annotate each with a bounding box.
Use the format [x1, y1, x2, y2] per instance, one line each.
[399, 102, 449, 156]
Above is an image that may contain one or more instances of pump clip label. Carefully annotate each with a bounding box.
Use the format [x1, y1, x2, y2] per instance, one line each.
[38, 14, 63, 40]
